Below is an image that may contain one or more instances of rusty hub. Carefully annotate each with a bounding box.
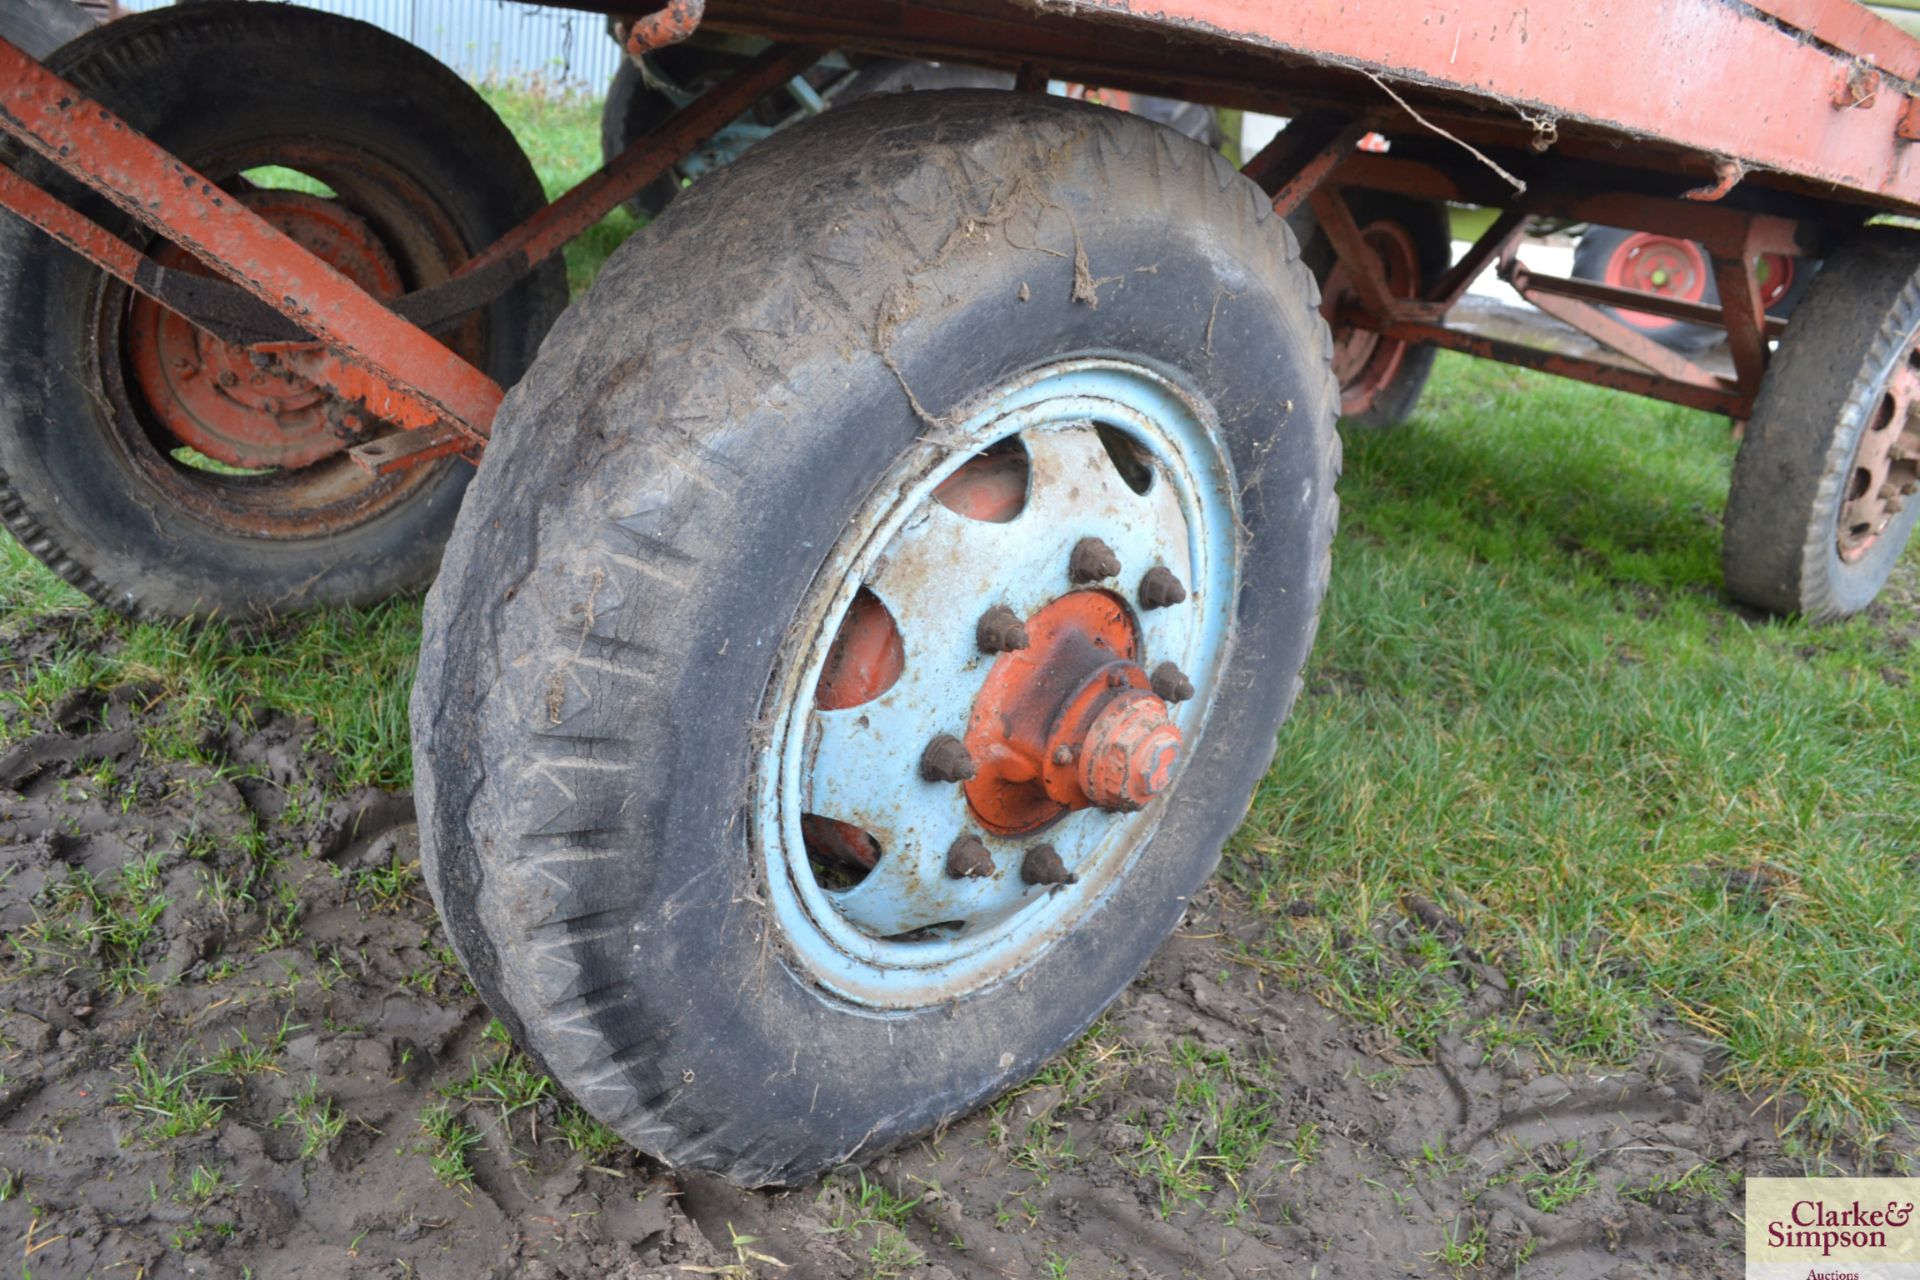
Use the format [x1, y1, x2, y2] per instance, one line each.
[1839, 354, 1920, 562]
[964, 590, 1182, 835]
[126, 190, 404, 470]
[1325, 218, 1420, 416]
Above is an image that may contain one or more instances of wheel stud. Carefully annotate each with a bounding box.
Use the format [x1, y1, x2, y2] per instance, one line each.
[920, 733, 977, 783]
[1151, 661, 1195, 704]
[946, 834, 994, 879]
[976, 604, 1030, 654]
[1021, 843, 1077, 886]
[1068, 537, 1121, 584]
[1138, 566, 1188, 609]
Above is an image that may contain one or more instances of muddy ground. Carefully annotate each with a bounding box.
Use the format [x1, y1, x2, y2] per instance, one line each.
[0, 626, 1892, 1280]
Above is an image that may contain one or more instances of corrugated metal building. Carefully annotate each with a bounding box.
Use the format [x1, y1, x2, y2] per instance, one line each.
[122, 0, 623, 90]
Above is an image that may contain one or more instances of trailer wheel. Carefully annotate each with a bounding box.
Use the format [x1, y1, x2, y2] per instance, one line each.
[602, 52, 1012, 219]
[415, 91, 1338, 1186]
[1724, 228, 1920, 620]
[0, 3, 566, 619]
[1572, 226, 1813, 353]
[1296, 192, 1450, 428]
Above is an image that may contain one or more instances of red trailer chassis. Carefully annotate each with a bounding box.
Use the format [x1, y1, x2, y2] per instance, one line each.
[3, 0, 1920, 466]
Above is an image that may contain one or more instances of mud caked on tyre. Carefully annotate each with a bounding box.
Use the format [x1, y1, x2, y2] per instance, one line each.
[1294, 191, 1451, 429]
[0, 3, 565, 618]
[415, 92, 1340, 1185]
[1724, 229, 1920, 620]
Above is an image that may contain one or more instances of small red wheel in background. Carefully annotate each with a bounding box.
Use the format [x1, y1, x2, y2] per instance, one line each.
[1600, 231, 1711, 332]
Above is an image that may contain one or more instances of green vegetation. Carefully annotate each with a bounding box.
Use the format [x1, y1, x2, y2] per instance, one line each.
[418, 1101, 484, 1189]
[114, 1041, 230, 1142]
[1226, 355, 1920, 1153]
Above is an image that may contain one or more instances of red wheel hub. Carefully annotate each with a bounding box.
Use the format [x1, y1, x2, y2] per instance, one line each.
[963, 591, 1181, 835]
[1602, 232, 1709, 330]
[1754, 252, 1796, 312]
[1324, 219, 1421, 417]
[126, 190, 404, 470]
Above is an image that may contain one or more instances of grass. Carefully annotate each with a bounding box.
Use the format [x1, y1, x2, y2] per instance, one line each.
[114, 1041, 230, 1142]
[0, 86, 1914, 1165]
[1226, 354, 1920, 1154]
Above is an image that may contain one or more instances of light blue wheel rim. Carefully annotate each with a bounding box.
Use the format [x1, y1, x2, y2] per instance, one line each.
[754, 358, 1240, 1009]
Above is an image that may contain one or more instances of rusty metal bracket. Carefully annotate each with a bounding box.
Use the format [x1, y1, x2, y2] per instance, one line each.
[627, 0, 703, 57]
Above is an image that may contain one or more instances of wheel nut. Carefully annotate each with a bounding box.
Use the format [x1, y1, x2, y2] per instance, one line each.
[976, 604, 1030, 654]
[1151, 661, 1195, 704]
[1021, 843, 1077, 886]
[946, 834, 994, 879]
[1139, 566, 1188, 609]
[920, 733, 977, 783]
[1052, 744, 1075, 766]
[1068, 537, 1121, 584]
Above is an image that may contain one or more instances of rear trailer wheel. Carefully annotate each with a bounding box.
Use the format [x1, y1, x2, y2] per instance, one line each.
[415, 91, 1339, 1186]
[1296, 192, 1450, 429]
[0, 3, 566, 619]
[1571, 226, 1814, 353]
[1724, 228, 1920, 620]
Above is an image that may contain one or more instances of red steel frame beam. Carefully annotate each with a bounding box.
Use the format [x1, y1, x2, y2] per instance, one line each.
[1244, 120, 1785, 418]
[1056, 0, 1920, 208]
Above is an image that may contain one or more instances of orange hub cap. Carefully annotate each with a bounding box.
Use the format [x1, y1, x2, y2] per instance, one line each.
[963, 590, 1182, 835]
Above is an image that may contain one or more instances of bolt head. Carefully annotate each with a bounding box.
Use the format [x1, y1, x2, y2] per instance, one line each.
[920, 733, 977, 783]
[1068, 537, 1121, 584]
[1020, 842, 1077, 887]
[1139, 566, 1188, 610]
[946, 834, 995, 879]
[1150, 661, 1195, 704]
[976, 604, 1030, 654]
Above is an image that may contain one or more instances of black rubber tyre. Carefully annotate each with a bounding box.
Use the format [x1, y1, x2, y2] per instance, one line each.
[416, 91, 1339, 1186]
[1294, 191, 1450, 430]
[0, 0, 93, 59]
[1724, 228, 1920, 620]
[0, 4, 566, 619]
[601, 54, 1014, 220]
[600, 54, 694, 219]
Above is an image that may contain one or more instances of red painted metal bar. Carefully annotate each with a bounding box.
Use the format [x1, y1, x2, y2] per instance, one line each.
[1422, 210, 1531, 317]
[1268, 121, 1368, 219]
[1714, 247, 1774, 398]
[1752, 0, 1920, 83]
[0, 161, 150, 286]
[1510, 269, 1789, 339]
[0, 36, 501, 439]
[1333, 155, 1815, 260]
[1308, 187, 1399, 321]
[1381, 318, 1752, 418]
[453, 43, 819, 286]
[1060, 0, 1920, 208]
[1503, 261, 1733, 392]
